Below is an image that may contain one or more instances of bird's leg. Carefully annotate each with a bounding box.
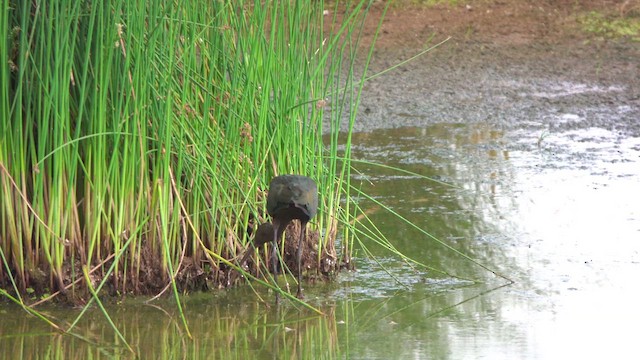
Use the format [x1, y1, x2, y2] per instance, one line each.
[271, 220, 281, 304]
[296, 220, 307, 299]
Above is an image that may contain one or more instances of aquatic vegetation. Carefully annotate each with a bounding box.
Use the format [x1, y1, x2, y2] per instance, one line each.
[0, 0, 385, 306]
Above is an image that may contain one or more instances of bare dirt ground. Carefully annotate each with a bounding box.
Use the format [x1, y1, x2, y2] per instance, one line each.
[351, 0, 640, 135]
[367, 0, 637, 47]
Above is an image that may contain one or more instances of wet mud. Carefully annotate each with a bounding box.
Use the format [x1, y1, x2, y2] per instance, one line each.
[358, 42, 640, 137]
[352, 1, 640, 138]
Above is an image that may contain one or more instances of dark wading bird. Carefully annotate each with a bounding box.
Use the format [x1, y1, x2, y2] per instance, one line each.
[267, 175, 318, 301]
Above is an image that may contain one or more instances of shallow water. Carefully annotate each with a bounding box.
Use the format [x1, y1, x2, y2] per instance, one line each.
[2, 42, 640, 358]
[2, 119, 637, 359]
[344, 122, 640, 359]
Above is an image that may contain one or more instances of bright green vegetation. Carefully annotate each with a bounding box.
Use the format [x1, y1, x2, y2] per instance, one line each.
[0, 0, 387, 308]
[580, 10, 640, 41]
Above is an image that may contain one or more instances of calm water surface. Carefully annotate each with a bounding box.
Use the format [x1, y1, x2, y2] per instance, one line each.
[344, 123, 640, 359]
[2, 120, 638, 359]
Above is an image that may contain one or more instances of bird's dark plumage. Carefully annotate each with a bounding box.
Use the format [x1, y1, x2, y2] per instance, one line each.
[266, 175, 317, 221]
[266, 175, 318, 301]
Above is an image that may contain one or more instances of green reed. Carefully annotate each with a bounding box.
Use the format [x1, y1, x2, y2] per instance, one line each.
[0, 0, 382, 309]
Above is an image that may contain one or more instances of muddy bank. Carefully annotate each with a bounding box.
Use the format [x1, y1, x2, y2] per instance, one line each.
[349, 2, 640, 136]
[356, 41, 640, 136]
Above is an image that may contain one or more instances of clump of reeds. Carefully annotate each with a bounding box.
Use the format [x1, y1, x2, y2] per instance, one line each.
[0, 0, 382, 304]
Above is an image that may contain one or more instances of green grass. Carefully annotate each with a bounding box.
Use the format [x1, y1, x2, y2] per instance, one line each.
[0, 0, 387, 312]
[580, 11, 640, 41]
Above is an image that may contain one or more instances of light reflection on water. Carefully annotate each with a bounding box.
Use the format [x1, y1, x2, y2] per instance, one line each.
[1, 123, 638, 359]
[344, 122, 640, 359]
